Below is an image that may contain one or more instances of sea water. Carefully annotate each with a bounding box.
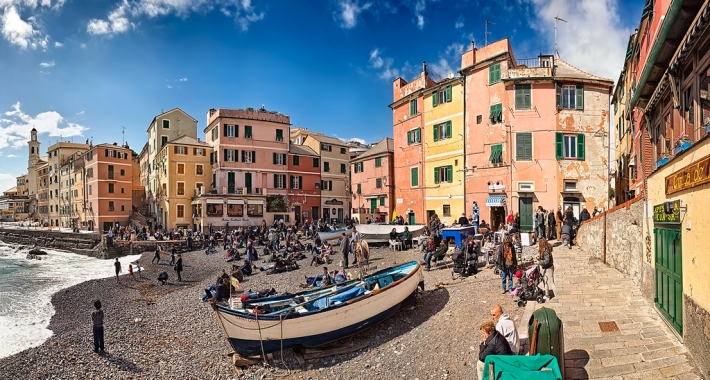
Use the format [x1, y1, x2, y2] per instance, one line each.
[0, 241, 141, 358]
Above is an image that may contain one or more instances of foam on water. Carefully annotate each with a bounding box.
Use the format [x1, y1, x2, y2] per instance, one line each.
[0, 241, 141, 358]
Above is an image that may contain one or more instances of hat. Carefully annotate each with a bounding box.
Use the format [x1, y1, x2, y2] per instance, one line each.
[515, 270, 522, 278]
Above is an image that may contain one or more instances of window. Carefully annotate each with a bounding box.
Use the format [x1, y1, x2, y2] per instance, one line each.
[489, 104, 503, 124]
[206, 203, 223, 216]
[407, 128, 421, 144]
[293, 155, 300, 166]
[443, 205, 451, 217]
[211, 125, 219, 141]
[290, 176, 302, 189]
[224, 149, 236, 162]
[409, 99, 418, 115]
[555, 132, 585, 160]
[106, 149, 116, 158]
[320, 144, 332, 152]
[340, 163, 346, 173]
[339, 147, 345, 154]
[121, 187, 125, 194]
[356, 183, 361, 194]
[324, 162, 330, 172]
[376, 178, 382, 188]
[121, 205, 125, 212]
[684, 85, 695, 128]
[196, 183, 203, 194]
[196, 164, 204, 175]
[563, 180, 578, 192]
[227, 204, 243, 217]
[434, 166, 453, 183]
[313, 158, 320, 167]
[375, 157, 382, 167]
[516, 133, 532, 161]
[433, 121, 452, 141]
[276, 129, 283, 141]
[177, 182, 185, 195]
[247, 203, 264, 217]
[274, 174, 286, 189]
[353, 162, 363, 173]
[477, 115, 483, 124]
[88, 185, 92, 195]
[120, 169, 125, 176]
[177, 163, 185, 174]
[245, 125, 252, 139]
[489, 63, 501, 84]
[273, 153, 286, 165]
[556, 83, 584, 110]
[177, 204, 184, 218]
[410, 167, 419, 187]
[175, 146, 187, 155]
[194, 148, 204, 156]
[380, 197, 385, 206]
[108, 201, 114, 211]
[225, 124, 238, 137]
[515, 84, 531, 109]
[161, 136, 168, 147]
[162, 120, 170, 129]
[108, 183, 115, 193]
[242, 150, 256, 163]
[432, 85, 453, 107]
[321, 180, 333, 191]
[489, 144, 503, 164]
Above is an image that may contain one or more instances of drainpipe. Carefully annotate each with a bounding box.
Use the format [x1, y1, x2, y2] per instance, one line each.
[462, 76, 467, 215]
[629, 0, 684, 109]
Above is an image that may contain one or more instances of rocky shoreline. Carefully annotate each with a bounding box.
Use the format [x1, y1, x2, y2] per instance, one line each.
[0, 239, 527, 379]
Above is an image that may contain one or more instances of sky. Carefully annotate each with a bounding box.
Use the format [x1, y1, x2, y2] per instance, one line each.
[0, 0, 644, 192]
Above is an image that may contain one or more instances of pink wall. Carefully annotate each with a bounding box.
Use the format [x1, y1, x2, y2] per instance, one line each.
[85, 145, 133, 231]
[351, 153, 394, 217]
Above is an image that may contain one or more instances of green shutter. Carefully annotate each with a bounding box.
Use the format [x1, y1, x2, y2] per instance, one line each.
[416, 128, 421, 142]
[432, 92, 438, 107]
[274, 174, 278, 187]
[210, 152, 214, 164]
[241, 150, 246, 162]
[224, 124, 228, 136]
[577, 133, 585, 160]
[411, 167, 418, 187]
[380, 197, 385, 206]
[251, 151, 255, 163]
[576, 84, 584, 110]
[290, 176, 294, 189]
[293, 155, 299, 165]
[434, 167, 439, 184]
[446, 85, 452, 102]
[224, 149, 228, 161]
[516, 133, 532, 161]
[357, 184, 361, 194]
[555, 132, 563, 159]
[489, 63, 500, 84]
[446, 165, 453, 183]
[235, 125, 239, 137]
[515, 86, 523, 109]
[433, 124, 439, 141]
[407, 130, 412, 145]
[273, 152, 277, 164]
[555, 82, 562, 108]
[446, 121, 452, 138]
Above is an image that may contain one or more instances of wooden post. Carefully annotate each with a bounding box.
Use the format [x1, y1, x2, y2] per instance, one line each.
[602, 211, 607, 264]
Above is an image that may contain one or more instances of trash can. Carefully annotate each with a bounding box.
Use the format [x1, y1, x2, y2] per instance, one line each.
[528, 307, 564, 379]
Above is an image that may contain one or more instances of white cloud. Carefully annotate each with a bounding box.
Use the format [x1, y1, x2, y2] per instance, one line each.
[454, 14, 464, 29]
[75, 111, 84, 117]
[428, 42, 465, 80]
[0, 173, 17, 193]
[369, 48, 399, 80]
[6, 154, 18, 157]
[179, 77, 188, 81]
[521, 0, 633, 80]
[166, 84, 173, 89]
[0, 102, 87, 151]
[413, 0, 426, 30]
[0, 1, 63, 50]
[333, 0, 372, 29]
[346, 137, 366, 145]
[88, 0, 266, 36]
[39, 61, 54, 67]
[54, 41, 62, 47]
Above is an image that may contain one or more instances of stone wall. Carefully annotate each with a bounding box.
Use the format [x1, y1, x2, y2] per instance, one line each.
[128, 240, 187, 255]
[575, 196, 653, 302]
[0, 228, 102, 256]
[684, 294, 710, 378]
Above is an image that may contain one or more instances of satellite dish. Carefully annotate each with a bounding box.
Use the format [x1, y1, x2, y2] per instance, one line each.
[209, 142, 214, 148]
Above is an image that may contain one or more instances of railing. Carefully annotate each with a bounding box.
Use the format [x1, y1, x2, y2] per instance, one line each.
[516, 57, 553, 68]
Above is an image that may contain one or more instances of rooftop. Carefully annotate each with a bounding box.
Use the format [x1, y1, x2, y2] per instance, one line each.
[289, 144, 318, 156]
[352, 138, 394, 162]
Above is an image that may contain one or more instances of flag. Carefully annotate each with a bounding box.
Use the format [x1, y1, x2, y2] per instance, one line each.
[391, 209, 397, 222]
[231, 276, 240, 290]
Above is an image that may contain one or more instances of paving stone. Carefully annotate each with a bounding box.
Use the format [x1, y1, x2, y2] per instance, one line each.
[619, 369, 665, 380]
[659, 361, 697, 378]
[601, 354, 643, 367]
[587, 363, 637, 377]
[633, 355, 689, 372]
[594, 342, 626, 350]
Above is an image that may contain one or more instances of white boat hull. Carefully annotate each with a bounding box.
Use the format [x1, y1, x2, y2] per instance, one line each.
[355, 224, 426, 243]
[317, 228, 352, 242]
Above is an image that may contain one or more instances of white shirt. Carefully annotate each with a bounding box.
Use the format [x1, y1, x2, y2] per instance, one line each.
[496, 313, 520, 354]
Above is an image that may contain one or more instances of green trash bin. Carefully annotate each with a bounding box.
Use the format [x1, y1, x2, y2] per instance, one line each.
[528, 307, 564, 379]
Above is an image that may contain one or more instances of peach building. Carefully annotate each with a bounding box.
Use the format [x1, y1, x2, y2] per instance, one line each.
[85, 143, 134, 232]
[350, 138, 395, 223]
[287, 144, 321, 225]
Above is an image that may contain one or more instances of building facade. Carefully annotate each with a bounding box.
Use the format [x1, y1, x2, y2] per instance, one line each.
[36, 163, 49, 225]
[45, 142, 89, 227]
[351, 138, 395, 223]
[287, 144, 321, 225]
[85, 144, 134, 232]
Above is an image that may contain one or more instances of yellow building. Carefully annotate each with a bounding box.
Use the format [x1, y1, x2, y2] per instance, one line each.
[156, 136, 212, 230]
[422, 78, 465, 225]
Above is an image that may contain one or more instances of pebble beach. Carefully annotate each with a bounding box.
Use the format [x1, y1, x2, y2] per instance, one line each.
[0, 240, 528, 380]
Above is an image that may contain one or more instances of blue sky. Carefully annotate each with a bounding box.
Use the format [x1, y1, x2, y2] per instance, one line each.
[0, 0, 643, 191]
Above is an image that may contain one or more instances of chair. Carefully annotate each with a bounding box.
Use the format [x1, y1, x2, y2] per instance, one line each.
[389, 239, 403, 251]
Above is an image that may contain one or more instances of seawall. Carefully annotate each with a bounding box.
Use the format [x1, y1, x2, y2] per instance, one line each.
[0, 228, 102, 257]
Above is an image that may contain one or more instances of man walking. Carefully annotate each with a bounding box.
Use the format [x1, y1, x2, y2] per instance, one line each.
[169, 246, 176, 266]
[340, 232, 351, 269]
[113, 258, 121, 282]
[91, 300, 105, 353]
[152, 245, 162, 264]
[555, 206, 563, 242]
[175, 254, 183, 282]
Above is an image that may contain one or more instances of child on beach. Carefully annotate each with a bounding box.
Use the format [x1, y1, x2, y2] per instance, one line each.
[114, 258, 121, 282]
[91, 300, 105, 353]
[134, 260, 142, 278]
[128, 263, 134, 279]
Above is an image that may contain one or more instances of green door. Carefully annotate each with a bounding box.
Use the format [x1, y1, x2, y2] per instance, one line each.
[519, 197, 533, 232]
[370, 199, 377, 213]
[244, 173, 252, 194]
[227, 172, 235, 193]
[654, 228, 683, 335]
[408, 213, 416, 225]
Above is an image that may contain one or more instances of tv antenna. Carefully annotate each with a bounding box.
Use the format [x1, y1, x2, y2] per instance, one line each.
[554, 15, 567, 58]
[485, 19, 494, 46]
[122, 126, 125, 145]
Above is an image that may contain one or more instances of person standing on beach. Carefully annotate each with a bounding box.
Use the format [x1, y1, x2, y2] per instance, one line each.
[152, 245, 161, 264]
[134, 259, 142, 278]
[128, 263, 135, 280]
[175, 254, 183, 282]
[114, 258, 121, 282]
[169, 246, 176, 266]
[340, 232, 351, 269]
[91, 300, 105, 353]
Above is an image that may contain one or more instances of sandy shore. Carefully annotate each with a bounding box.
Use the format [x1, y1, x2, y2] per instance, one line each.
[0, 238, 527, 379]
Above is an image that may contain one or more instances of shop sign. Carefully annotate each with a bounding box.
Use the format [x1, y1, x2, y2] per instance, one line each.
[665, 153, 710, 195]
[653, 200, 681, 224]
[325, 199, 343, 205]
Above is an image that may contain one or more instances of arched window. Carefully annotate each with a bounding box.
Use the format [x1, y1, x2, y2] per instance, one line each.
[31, 147, 35, 154]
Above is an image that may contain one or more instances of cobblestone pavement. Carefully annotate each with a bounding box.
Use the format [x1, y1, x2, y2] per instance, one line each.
[518, 243, 704, 380]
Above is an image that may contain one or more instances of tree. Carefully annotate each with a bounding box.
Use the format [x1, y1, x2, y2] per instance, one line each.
[266, 195, 287, 212]
[608, 185, 615, 200]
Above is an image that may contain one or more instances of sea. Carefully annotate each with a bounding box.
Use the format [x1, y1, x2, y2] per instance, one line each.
[0, 241, 141, 358]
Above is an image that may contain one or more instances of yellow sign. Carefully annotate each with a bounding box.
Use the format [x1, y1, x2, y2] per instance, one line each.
[653, 201, 681, 224]
[665, 153, 710, 195]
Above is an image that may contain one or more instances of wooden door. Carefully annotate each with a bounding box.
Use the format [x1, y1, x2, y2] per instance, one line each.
[654, 228, 683, 335]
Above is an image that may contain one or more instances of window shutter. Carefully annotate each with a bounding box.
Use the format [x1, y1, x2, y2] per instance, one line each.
[515, 134, 523, 161]
[274, 174, 278, 187]
[446, 165, 453, 183]
[446, 85, 452, 102]
[215, 125, 219, 137]
[329, 180, 332, 190]
[223, 149, 228, 161]
[576, 84, 584, 110]
[224, 125, 228, 136]
[241, 150, 246, 162]
[283, 154, 287, 164]
[235, 125, 239, 137]
[555, 132, 563, 159]
[446, 121, 452, 138]
[273, 152, 277, 164]
[416, 128, 421, 142]
[515, 87, 523, 109]
[290, 176, 295, 189]
[432, 92, 438, 107]
[407, 130, 412, 144]
[433, 124, 439, 141]
[251, 151, 256, 163]
[299, 176, 302, 188]
[555, 82, 562, 108]
[357, 183, 361, 194]
[411, 167, 418, 187]
[434, 167, 439, 184]
[233, 150, 238, 162]
[577, 133, 585, 160]
[210, 152, 214, 164]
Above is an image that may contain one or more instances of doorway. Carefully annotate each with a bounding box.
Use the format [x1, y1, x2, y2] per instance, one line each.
[563, 197, 580, 221]
[427, 210, 435, 226]
[519, 197, 533, 232]
[294, 205, 301, 225]
[654, 227, 683, 335]
[323, 208, 329, 222]
[337, 208, 343, 223]
[311, 206, 319, 223]
[490, 207, 506, 231]
[408, 212, 416, 225]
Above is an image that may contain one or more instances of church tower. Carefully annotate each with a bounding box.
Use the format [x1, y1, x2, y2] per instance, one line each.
[27, 128, 40, 196]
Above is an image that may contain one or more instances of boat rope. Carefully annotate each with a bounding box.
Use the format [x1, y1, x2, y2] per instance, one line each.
[279, 313, 291, 373]
[255, 313, 269, 368]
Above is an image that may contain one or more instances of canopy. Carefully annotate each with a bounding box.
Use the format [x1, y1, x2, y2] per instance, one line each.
[482, 354, 561, 380]
[227, 199, 244, 205]
[486, 195, 507, 207]
[205, 199, 223, 204]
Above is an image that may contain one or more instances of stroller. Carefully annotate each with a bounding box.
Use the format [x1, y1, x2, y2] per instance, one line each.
[513, 265, 546, 307]
[451, 246, 478, 278]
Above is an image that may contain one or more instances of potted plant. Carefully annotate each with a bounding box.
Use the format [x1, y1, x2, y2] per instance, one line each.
[674, 131, 692, 154]
[657, 152, 670, 168]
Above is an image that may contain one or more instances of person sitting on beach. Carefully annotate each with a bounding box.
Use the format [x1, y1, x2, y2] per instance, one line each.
[157, 271, 169, 285]
[389, 228, 399, 242]
[214, 277, 229, 302]
[321, 267, 334, 286]
[240, 259, 253, 276]
[482, 236, 496, 268]
[401, 227, 413, 250]
[476, 321, 513, 379]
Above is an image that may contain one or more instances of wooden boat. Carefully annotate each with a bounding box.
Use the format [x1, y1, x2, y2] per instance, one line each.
[355, 224, 426, 243]
[317, 228, 352, 242]
[211, 261, 424, 357]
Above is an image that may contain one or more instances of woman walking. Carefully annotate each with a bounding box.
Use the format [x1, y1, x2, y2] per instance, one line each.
[537, 238, 556, 299]
[175, 254, 183, 282]
[496, 236, 517, 294]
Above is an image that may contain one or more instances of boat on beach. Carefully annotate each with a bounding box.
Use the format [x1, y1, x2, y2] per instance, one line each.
[355, 224, 426, 243]
[210, 261, 424, 357]
[316, 228, 352, 242]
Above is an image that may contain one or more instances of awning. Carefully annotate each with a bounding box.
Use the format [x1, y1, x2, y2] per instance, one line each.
[247, 200, 263, 205]
[227, 199, 244, 205]
[205, 199, 223, 204]
[486, 195, 507, 207]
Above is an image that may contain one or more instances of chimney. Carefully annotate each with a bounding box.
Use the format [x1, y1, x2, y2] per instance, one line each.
[422, 61, 428, 76]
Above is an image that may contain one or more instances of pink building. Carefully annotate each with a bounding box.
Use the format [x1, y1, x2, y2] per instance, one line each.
[85, 143, 134, 233]
[350, 138, 395, 222]
[287, 144, 321, 225]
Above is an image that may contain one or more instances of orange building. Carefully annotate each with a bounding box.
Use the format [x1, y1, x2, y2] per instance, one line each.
[85, 143, 134, 232]
[350, 138, 395, 222]
[287, 144, 321, 225]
